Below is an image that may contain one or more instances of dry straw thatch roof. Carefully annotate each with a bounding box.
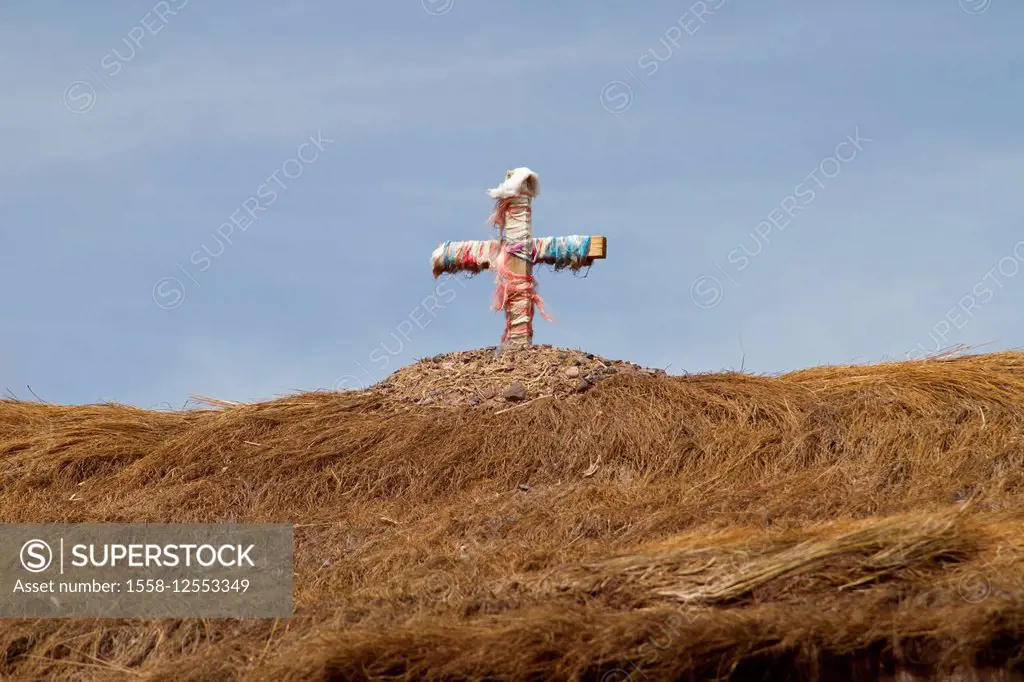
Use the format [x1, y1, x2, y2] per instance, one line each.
[1, 347, 1024, 680]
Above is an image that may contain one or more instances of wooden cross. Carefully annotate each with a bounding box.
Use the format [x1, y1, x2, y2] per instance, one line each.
[431, 168, 607, 346]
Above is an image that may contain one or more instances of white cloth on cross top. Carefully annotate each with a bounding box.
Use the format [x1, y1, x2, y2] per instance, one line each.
[488, 167, 540, 199]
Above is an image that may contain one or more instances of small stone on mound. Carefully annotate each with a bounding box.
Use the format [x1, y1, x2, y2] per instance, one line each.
[502, 382, 528, 402]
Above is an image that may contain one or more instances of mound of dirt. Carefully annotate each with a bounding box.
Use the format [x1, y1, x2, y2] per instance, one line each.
[373, 344, 666, 409]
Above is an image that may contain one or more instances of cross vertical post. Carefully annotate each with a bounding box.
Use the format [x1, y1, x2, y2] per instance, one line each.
[501, 172, 535, 346]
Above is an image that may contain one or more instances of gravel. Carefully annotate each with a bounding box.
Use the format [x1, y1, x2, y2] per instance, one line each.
[369, 344, 666, 409]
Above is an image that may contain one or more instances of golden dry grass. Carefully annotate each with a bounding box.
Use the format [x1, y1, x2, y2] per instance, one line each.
[2, 350, 1024, 680]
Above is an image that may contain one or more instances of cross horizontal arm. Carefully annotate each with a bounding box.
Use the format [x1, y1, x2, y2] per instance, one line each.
[432, 236, 606, 277]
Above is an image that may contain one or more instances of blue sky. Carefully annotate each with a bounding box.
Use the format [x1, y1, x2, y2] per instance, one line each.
[2, 0, 1022, 407]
